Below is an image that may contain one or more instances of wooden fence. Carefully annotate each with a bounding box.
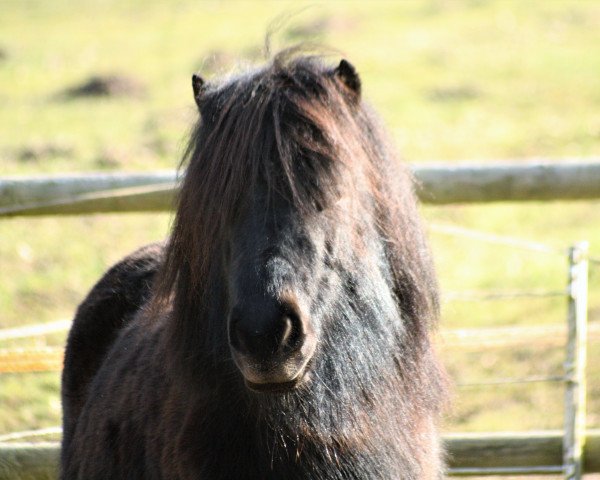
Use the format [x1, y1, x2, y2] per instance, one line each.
[1, 160, 599, 478]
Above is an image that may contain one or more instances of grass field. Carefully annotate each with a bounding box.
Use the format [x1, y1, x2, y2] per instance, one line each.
[1, 0, 599, 443]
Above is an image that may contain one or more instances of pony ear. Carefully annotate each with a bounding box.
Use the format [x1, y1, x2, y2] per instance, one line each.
[192, 74, 207, 109]
[333, 59, 361, 98]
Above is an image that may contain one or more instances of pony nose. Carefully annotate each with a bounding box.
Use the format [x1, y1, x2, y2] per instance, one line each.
[229, 305, 304, 360]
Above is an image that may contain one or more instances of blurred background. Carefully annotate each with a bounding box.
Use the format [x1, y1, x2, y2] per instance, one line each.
[0, 0, 599, 469]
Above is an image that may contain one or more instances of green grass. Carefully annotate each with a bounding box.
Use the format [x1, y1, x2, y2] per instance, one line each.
[1, 0, 599, 437]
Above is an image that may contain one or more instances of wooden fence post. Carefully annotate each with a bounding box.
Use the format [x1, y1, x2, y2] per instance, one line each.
[563, 242, 589, 480]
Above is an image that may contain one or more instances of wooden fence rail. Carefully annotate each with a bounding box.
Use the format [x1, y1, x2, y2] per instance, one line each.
[1, 161, 600, 216]
[1, 431, 599, 479]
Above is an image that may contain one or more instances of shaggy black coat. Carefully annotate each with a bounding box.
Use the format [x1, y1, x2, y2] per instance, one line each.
[61, 53, 446, 480]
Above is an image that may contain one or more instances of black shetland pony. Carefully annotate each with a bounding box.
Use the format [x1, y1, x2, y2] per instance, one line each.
[61, 52, 446, 479]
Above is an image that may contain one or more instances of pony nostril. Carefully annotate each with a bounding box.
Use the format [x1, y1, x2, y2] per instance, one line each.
[228, 317, 244, 353]
[280, 311, 304, 352]
[279, 316, 294, 350]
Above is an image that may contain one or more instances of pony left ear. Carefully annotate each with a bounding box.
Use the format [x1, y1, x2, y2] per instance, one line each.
[333, 59, 361, 98]
[192, 73, 207, 109]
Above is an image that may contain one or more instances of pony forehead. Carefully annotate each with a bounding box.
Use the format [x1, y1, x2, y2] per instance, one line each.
[203, 64, 360, 202]
[194, 54, 363, 161]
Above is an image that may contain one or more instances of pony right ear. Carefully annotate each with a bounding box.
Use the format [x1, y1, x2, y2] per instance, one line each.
[192, 74, 207, 109]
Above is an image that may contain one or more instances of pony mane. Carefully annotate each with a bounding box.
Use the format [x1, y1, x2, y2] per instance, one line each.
[154, 50, 439, 341]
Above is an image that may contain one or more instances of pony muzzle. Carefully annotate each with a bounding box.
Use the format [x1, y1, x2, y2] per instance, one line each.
[228, 304, 316, 391]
